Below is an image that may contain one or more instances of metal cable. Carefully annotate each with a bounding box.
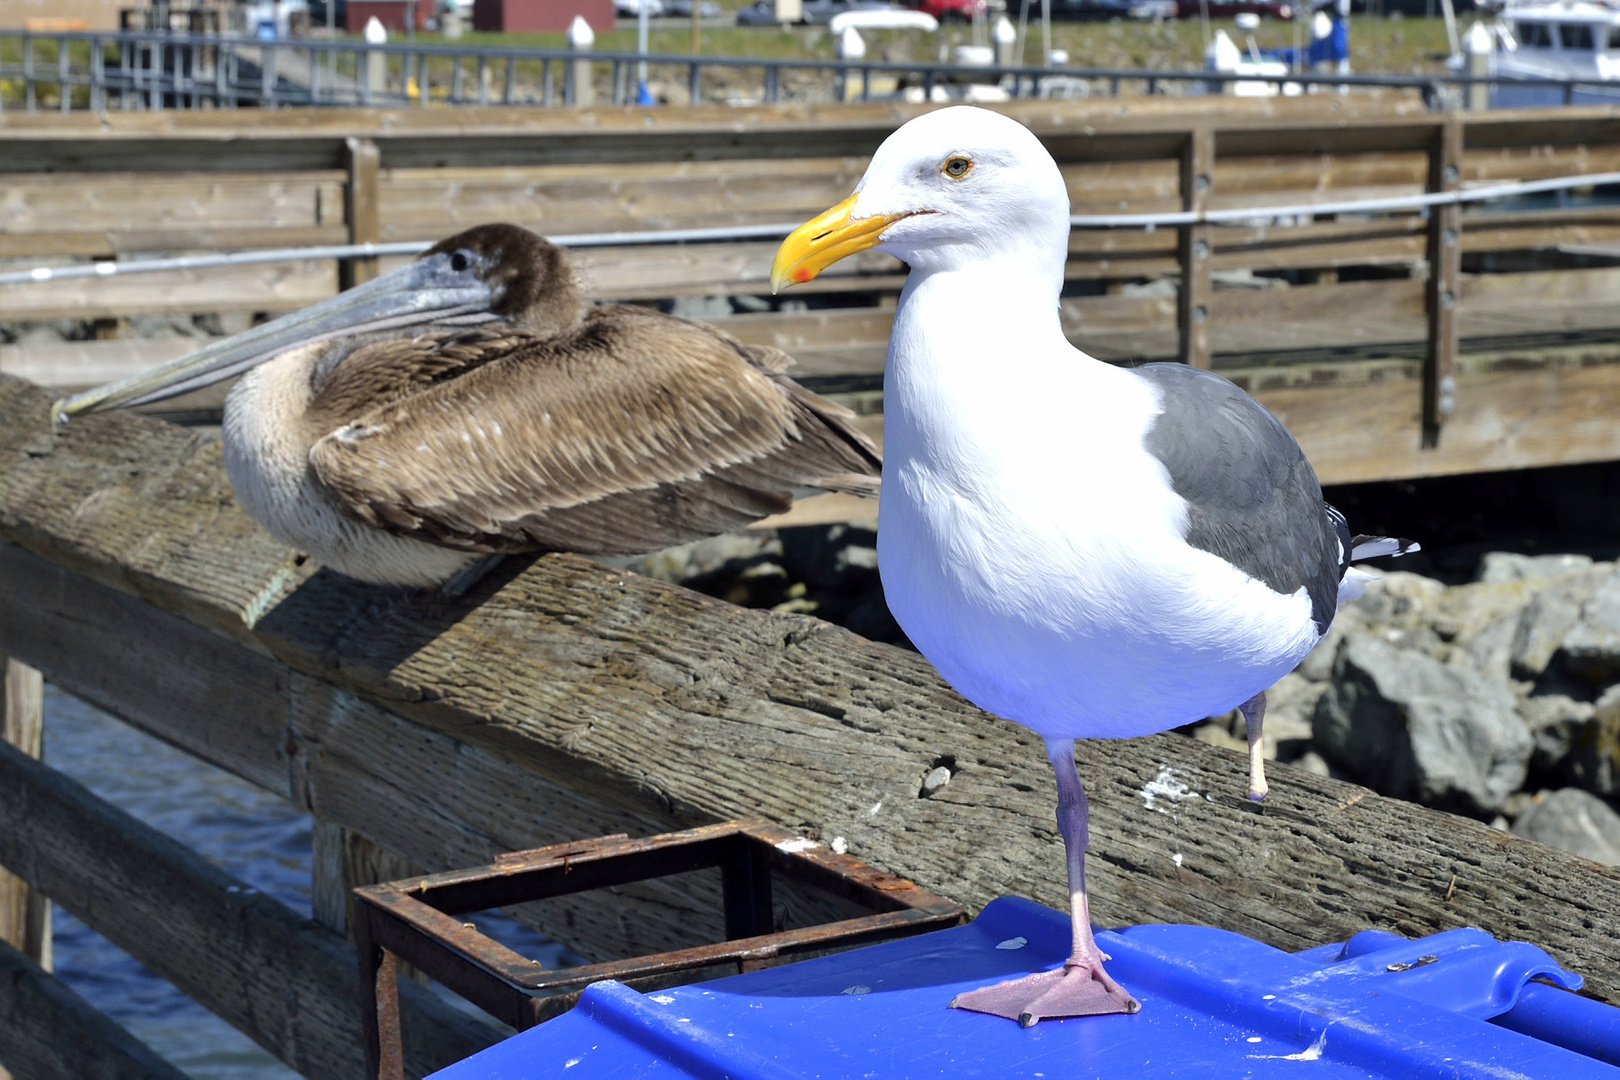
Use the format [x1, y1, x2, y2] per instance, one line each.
[4, 170, 1618, 288]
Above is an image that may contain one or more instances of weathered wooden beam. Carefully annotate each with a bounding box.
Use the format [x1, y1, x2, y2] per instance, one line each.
[1424, 118, 1464, 446]
[342, 137, 382, 291]
[0, 739, 499, 1079]
[0, 660, 48, 979]
[1179, 126, 1215, 369]
[0, 938, 187, 1080]
[2, 374, 1619, 1013]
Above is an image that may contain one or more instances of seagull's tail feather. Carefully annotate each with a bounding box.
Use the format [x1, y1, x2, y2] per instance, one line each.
[1326, 503, 1419, 604]
[1350, 534, 1421, 561]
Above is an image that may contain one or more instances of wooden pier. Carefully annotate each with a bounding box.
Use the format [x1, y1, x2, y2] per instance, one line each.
[3, 96, 1620, 1076]
[2, 367, 1620, 1074]
[6, 97, 1620, 489]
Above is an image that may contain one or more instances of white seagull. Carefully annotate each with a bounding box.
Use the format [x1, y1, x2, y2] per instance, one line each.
[771, 107, 1414, 1026]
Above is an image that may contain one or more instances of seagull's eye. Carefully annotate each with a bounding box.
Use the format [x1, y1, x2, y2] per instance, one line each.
[450, 250, 473, 273]
[942, 156, 974, 180]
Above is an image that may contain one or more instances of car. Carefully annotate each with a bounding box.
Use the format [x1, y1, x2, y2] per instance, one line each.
[737, 0, 901, 23]
[663, 0, 724, 15]
[906, 0, 988, 19]
[1177, 0, 1294, 17]
[614, 0, 665, 16]
[736, 0, 785, 23]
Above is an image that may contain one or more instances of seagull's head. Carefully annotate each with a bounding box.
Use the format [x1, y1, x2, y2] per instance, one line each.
[772, 107, 1071, 292]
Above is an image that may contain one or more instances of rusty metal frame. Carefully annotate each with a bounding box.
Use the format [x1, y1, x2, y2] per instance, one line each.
[353, 820, 964, 1080]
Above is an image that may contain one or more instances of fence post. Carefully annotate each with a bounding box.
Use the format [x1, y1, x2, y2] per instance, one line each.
[1423, 117, 1463, 447]
[1178, 126, 1214, 369]
[0, 659, 50, 990]
[568, 16, 595, 107]
[342, 137, 381, 291]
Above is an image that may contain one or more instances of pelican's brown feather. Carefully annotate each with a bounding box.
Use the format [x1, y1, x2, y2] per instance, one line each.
[305, 305, 881, 554]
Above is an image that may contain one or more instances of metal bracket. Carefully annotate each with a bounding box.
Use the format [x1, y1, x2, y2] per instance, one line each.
[353, 820, 964, 1080]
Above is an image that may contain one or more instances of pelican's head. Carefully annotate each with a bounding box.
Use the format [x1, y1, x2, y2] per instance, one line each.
[51, 223, 574, 424]
[771, 107, 1071, 292]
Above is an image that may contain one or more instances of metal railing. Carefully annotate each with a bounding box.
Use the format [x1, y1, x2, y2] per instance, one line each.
[4, 28, 1620, 112]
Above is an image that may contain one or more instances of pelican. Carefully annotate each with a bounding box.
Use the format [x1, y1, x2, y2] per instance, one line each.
[772, 107, 1413, 1026]
[54, 224, 881, 590]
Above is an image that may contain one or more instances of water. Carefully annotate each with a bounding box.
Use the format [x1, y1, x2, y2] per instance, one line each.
[39, 685, 573, 1077]
[44, 684, 307, 1079]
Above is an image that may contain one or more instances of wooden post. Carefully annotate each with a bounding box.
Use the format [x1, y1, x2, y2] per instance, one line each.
[0, 659, 45, 1080]
[0, 660, 48, 974]
[1423, 118, 1463, 448]
[341, 136, 381, 293]
[311, 818, 423, 942]
[1179, 127, 1215, 369]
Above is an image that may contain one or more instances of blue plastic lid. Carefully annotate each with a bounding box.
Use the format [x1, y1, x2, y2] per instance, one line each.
[431, 896, 1620, 1078]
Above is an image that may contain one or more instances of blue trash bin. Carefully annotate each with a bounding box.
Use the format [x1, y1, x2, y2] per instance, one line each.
[430, 896, 1620, 1078]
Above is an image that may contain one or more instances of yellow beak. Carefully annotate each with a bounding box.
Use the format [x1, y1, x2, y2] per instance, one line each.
[771, 194, 913, 294]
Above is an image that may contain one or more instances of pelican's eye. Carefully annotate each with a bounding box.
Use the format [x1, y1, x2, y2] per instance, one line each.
[450, 250, 473, 273]
[942, 156, 974, 180]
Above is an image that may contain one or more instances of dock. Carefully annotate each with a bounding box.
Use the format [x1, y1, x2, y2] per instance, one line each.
[2, 95, 1620, 1076]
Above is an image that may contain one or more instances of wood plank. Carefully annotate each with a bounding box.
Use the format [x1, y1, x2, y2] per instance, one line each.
[3, 373, 1619, 1013]
[0, 739, 499, 1078]
[0, 938, 187, 1080]
[0, 261, 336, 322]
[0, 660, 48, 978]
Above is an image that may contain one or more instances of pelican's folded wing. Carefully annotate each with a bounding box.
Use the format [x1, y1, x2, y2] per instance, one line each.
[305, 309, 881, 554]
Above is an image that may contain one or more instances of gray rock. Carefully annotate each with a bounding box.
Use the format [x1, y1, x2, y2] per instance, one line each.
[1556, 570, 1620, 684]
[1565, 684, 1620, 797]
[1465, 615, 1518, 683]
[1313, 633, 1532, 814]
[1511, 788, 1620, 865]
[1518, 693, 1595, 776]
[1502, 566, 1612, 680]
[1478, 552, 1595, 584]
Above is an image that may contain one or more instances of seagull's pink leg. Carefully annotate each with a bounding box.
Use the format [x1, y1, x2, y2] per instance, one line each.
[1239, 691, 1268, 803]
[951, 738, 1141, 1027]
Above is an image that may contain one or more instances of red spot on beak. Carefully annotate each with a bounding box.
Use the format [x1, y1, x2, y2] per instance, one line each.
[792, 267, 815, 284]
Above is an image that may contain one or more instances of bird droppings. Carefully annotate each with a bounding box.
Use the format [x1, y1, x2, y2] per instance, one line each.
[650, 995, 675, 1005]
[1263, 994, 1276, 1000]
[996, 936, 1028, 950]
[564, 1058, 580, 1068]
[831, 836, 849, 854]
[921, 765, 953, 796]
[841, 984, 872, 995]
[1142, 766, 1197, 815]
[1247, 1036, 1263, 1044]
[868, 800, 883, 816]
[1251, 1031, 1328, 1061]
[1172, 852, 1184, 868]
[775, 837, 818, 854]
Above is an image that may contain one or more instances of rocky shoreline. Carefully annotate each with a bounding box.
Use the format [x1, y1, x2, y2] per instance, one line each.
[636, 532, 1620, 869]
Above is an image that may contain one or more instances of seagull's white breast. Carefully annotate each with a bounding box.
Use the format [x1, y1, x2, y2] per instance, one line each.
[877, 270, 1320, 740]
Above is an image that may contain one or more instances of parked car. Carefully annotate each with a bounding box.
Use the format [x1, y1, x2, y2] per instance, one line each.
[664, 0, 724, 15]
[906, 0, 988, 19]
[1019, 0, 1176, 19]
[615, 0, 665, 16]
[737, 0, 901, 23]
[736, 0, 785, 23]
[1177, 0, 1294, 17]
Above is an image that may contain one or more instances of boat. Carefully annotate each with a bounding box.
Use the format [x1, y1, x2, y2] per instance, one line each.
[1464, 0, 1620, 107]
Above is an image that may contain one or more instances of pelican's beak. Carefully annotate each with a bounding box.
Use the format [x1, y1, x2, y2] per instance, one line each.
[770, 194, 913, 294]
[50, 253, 499, 425]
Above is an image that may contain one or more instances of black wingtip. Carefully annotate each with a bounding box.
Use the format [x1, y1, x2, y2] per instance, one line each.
[1349, 535, 1420, 561]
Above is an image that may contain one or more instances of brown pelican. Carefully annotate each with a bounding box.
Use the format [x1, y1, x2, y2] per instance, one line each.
[54, 224, 881, 590]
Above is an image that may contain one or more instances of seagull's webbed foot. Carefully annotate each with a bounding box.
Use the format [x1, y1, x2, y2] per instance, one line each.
[952, 953, 1140, 1026]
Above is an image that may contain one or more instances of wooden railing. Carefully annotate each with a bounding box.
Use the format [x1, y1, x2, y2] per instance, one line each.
[2, 356, 1620, 1072]
[7, 98, 1620, 491]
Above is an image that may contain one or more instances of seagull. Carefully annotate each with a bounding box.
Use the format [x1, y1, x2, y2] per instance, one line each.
[771, 106, 1414, 1026]
[53, 224, 881, 591]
